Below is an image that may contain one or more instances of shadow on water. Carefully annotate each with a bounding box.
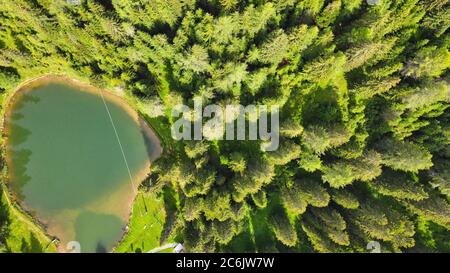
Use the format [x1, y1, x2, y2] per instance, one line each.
[7, 124, 33, 200]
[20, 93, 41, 104]
[7, 95, 34, 146]
[8, 148, 32, 200]
[95, 242, 107, 253]
[6, 93, 39, 198]
[7, 122, 31, 147]
[9, 93, 41, 122]
[138, 117, 161, 162]
[74, 210, 124, 253]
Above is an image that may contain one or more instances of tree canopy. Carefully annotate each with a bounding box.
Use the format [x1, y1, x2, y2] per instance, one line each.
[0, 0, 449, 253]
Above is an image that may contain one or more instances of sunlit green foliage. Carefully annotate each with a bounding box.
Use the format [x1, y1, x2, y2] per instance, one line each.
[0, 0, 448, 253]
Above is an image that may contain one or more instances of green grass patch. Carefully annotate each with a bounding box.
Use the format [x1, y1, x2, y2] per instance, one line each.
[114, 191, 166, 253]
[1, 186, 57, 253]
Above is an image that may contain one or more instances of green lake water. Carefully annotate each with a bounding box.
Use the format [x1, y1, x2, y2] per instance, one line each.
[5, 79, 161, 252]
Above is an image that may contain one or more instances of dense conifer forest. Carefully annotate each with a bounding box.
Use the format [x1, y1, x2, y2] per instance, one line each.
[0, 0, 449, 253]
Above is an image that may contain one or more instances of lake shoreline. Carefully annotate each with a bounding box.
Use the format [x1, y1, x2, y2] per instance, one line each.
[1, 74, 163, 252]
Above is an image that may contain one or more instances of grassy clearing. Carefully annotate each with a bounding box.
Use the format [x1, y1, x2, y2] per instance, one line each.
[114, 191, 166, 253]
[1, 185, 56, 253]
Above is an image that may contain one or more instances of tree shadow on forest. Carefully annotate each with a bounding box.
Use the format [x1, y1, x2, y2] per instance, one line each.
[20, 233, 44, 253]
[159, 186, 178, 245]
[0, 189, 11, 251]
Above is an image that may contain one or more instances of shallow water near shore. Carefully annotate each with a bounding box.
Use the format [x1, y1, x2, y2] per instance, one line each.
[4, 77, 162, 252]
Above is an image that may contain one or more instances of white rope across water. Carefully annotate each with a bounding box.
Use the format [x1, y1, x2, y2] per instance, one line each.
[98, 89, 137, 196]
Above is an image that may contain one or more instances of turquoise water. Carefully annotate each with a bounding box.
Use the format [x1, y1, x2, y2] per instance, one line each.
[5, 81, 160, 252]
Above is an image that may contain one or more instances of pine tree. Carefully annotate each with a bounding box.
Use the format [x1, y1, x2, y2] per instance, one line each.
[422, 7, 450, 37]
[184, 141, 210, 159]
[269, 208, 298, 247]
[266, 140, 301, 166]
[370, 170, 428, 201]
[251, 190, 268, 208]
[211, 219, 242, 244]
[280, 119, 304, 138]
[281, 183, 308, 216]
[322, 151, 382, 188]
[302, 53, 347, 86]
[402, 46, 450, 78]
[302, 125, 350, 155]
[403, 191, 450, 229]
[330, 188, 360, 209]
[309, 207, 350, 246]
[377, 138, 433, 172]
[226, 152, 247, 174]
[1, 0, 449, 253]
[301, 217, 342, 253]
[394, 80, 448, 111]
[183, 197, 204, 221]
[296, 179, 330, 208]
[298, 151, 323, 172]
[316, 0, 342, 28]
[428, 159, 450, 197]
[349, 198, 416, 249]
